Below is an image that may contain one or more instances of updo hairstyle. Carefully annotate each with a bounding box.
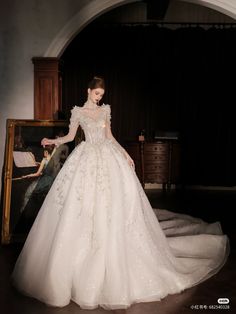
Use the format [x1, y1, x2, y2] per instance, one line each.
[88, 76, 105, 90]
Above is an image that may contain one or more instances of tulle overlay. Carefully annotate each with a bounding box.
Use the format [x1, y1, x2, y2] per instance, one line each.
[12, 105, 229, 310]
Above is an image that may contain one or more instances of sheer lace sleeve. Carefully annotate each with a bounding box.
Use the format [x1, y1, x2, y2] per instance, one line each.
[105, 104, 111, 127]
[54, 106, 80, 146]
[69, 106, 80, 130]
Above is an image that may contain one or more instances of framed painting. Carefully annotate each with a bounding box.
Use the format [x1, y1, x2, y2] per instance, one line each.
[1, 119, 83, 244]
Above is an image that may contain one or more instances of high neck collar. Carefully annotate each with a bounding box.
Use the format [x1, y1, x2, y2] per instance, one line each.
[84, 98, 98, 109]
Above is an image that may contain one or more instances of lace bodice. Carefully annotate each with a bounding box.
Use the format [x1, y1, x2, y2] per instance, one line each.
[54, 103, 128, 162]
[69, 104, 111, 145]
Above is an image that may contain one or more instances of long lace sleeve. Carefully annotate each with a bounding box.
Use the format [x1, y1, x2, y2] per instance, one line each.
[54, 106, 80, 146]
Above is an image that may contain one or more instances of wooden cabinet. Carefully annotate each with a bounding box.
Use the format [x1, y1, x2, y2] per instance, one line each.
[32, 57, 63, 120]
[125, 141, 181, 190]
[143, 142, 169, 185]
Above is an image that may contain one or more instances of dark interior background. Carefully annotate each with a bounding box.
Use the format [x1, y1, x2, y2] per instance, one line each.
[61, 19, 236, 187]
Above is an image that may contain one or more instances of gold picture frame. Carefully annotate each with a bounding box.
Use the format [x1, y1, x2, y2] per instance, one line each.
[1, 119, 83, 244]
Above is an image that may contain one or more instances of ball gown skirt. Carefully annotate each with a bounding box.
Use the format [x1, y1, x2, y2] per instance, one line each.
[11, 105, 229, 310]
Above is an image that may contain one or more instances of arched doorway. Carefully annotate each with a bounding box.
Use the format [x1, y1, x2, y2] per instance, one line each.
[33, 0, 234, 185]
[45, 0, 236, 58]
[33, 0, 236, 120]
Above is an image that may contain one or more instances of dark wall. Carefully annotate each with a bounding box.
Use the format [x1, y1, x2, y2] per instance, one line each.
[61, 23, 236, 186]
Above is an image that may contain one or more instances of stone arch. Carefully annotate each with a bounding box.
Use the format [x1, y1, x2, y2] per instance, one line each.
[44, 0, 137, 57]
[184, 0, 236, 21]
[44, 0, 236, 58]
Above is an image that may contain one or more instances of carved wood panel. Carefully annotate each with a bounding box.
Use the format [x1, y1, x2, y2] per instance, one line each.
[32, 57, 63, 119]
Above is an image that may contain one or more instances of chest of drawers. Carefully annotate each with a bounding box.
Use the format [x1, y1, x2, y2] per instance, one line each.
[125, 141, 181, 190]
[143, 142, 169, 184]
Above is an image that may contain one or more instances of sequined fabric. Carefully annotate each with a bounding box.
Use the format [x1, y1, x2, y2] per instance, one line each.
[12, 104, 229, 310]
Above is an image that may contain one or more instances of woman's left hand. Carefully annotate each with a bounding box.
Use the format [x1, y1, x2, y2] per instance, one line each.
[126, 154, 135, 168]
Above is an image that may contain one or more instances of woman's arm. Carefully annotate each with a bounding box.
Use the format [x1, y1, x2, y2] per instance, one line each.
[41, 107, 80, 147]
[22, 159, 46, 178]
[105, 105, 134, 168]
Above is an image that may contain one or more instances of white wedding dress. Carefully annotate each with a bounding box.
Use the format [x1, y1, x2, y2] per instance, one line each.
[12, 103, 229, 310]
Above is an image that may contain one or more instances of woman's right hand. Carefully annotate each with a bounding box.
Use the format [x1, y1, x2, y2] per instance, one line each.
[41, 138, 55, 147]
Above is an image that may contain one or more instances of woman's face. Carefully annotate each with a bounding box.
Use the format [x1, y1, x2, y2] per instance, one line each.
[44, 150, 49, 158]
[88, 88, 105, 104]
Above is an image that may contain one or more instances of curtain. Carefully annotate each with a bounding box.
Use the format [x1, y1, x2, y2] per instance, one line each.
[61, 24, 236, 186]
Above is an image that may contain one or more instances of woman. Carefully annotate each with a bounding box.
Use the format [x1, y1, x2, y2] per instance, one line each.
[14, 145, 55, 233]
[20, 145, 55, 213]
[12, 76, 229, 310]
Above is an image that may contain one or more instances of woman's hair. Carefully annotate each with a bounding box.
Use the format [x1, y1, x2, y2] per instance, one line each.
[88, 76, 105, 90]
[44, 145, 55, 155]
